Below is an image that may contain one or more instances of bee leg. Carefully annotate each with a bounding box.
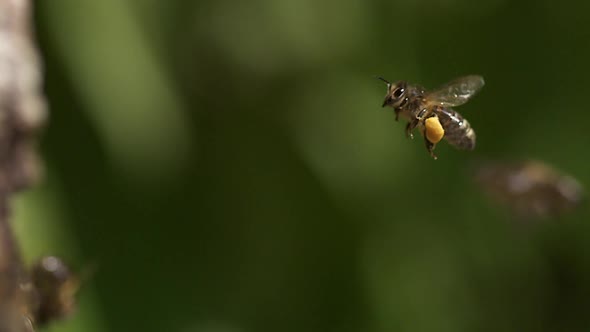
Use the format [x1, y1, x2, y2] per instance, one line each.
[394, 109, 400, 121]
[424, 136, 437, 160]
[405, 121, 415, 139]
[416, 108, 428, 121]
[405, 119, 420, 139]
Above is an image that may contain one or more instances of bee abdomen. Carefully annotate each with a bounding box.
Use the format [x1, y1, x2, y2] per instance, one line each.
[437, 108, 476, 150]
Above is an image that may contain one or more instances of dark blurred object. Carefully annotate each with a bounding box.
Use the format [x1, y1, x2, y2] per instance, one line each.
[0, 252, 78, 332]
[30, 256, 78, 326]
[474, 159, 584, 220]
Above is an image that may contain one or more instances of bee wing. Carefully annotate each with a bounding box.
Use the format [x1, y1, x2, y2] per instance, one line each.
[425, 75, 484, 107]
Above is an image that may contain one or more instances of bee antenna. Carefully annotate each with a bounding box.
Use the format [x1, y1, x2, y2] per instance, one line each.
[375, 76, 391, 86]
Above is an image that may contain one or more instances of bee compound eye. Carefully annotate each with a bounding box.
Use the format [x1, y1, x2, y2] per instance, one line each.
[393, 87, 404, 98]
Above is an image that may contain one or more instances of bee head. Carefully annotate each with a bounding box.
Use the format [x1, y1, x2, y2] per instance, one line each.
[377, 77, 408, 108]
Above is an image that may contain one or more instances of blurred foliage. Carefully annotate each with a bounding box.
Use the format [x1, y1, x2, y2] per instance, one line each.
[9, 0, 590, 331]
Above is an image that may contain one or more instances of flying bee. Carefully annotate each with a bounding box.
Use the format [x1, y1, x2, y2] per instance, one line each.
[473, 159, 584, 220]
[29, 256, 80, 326]
[0, 221, 80, 332]
[0, 254, 80, 332]
[378, 75, 484, 159]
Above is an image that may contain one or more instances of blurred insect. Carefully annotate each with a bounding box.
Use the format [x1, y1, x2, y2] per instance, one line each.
[29, 256, 79, 326]
[0, 219, 79, 332]
[473, 160, 584, 220]
[378, 75, 484, 159]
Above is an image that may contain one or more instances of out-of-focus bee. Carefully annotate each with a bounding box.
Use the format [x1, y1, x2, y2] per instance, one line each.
[473, 160, 585, 220]
[0, 225, 79, 332]
[378, 75, 484, 159]
[29, 256, 80, 326]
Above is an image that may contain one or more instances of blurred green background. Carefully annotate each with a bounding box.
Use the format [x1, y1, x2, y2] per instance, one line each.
[11, 0, 590, 331]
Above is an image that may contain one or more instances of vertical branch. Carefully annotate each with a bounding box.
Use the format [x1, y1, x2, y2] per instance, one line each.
[0, 0, 47, 331]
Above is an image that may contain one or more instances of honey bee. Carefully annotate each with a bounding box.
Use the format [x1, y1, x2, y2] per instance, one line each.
[473, 160, 584, 220]
[29, 256, 80, 326]
[0, 235, 79, 332]
[379, 75, 484, 159]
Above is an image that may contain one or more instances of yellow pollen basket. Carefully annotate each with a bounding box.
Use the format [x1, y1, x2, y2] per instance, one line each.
[425, 117, 445, 143]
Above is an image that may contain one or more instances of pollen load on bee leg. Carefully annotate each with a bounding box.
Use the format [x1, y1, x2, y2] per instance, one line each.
[425, 116, 445, 144]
